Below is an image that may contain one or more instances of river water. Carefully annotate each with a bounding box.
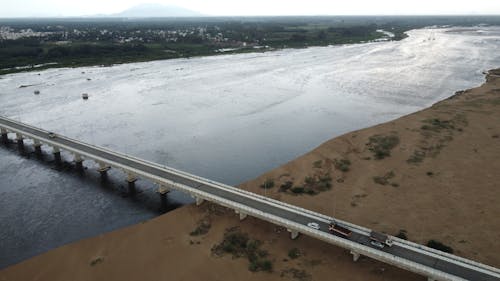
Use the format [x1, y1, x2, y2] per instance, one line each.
[1, 26, 500, 268]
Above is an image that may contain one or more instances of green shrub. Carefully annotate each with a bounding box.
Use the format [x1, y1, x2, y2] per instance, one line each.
[291, 187, 305, 194]
[373, 171, 395, 185]
[283, 174, 332, 195]
[367, 134, 400, 159]
[395, 230, 408, 240]
[316, 181, 330, 191]
[248, 261, 259, 272]
[259, 259, 273, 272]
[279, 181, 293, 192]
[319, 175, 332, 183]
[304, 176, 315, 185]
[258, 249, 269, 258]
[427, 240, 453, 253]
[407, 150, 426, 164]
[313, 160, 323, 168]
[305, 189, 316, 195]
[190, 220, 211, 236]
[260, 179, 275, 189]
[288, 248, 301, 259]
[334, 159, 351, 172]
[421, 118, 455, 132]
[213, 228, 273, 273]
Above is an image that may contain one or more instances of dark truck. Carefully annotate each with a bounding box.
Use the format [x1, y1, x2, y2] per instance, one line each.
[369, 231, 394, 248]
[328, 221, 352, 238]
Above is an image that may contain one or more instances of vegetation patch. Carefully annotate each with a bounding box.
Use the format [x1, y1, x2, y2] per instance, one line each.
[260, 179, 275, 189]
[395, 229, 408, 240]
[190, 219, 211, 236]
[303, 174, 332, 194]
[280, 268, 312, 281]
[279, 173, 332, 196]
[421, 118, 456, 132]
[333, 158, 351, 172]
[366, 134, 400, 159]
[212, 227, 273, 272]
[288, 248, 301, 259]
[407, 150, 426, 164]
[426, 240, 454, 254]
[408, 114, 467, 165]
[279, 181, 294, 192]
[373, 171, 395, 186]
[313, 160, 323, 168]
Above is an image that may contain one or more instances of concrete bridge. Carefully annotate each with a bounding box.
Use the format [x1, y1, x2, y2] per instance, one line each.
[1, 115, 499, 281]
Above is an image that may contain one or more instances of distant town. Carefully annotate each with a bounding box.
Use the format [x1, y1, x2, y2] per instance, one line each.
[1, 16, 500, 74]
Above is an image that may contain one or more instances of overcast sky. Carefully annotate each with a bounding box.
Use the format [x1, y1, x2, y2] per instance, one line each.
[1, 0, 500, 17]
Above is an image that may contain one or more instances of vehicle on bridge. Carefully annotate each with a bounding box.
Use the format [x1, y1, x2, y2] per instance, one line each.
[370, 240, 385, 249]
[307, 222, 320, 230]
[370, 231, 393, 248]
[328, 220, 352, 237]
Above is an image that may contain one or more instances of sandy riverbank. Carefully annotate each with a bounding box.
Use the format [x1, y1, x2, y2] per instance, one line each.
[1, 69, 499, 281]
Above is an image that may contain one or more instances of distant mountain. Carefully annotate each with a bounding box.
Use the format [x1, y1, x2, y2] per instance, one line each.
[113, 3, 203, 17]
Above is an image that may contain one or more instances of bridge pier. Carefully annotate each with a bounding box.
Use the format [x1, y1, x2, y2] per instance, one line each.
[350, 250, 360, 262]
[195, 197, 204, 206]
[1, 128, 7, 144]
[33, 140, 42, 157]
[16, 133, 24, 151]
[53, 146, 61, 164]
[287, 229, 299, 240]
[74, 154, 83, 171]
[98, 162, 110, 181]
[126, 173, 138, 195]
[157, 185, 170, 210]
[234, 210, 248, 221]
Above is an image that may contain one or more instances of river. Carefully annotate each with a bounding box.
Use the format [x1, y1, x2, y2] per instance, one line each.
[1, 26, 500, 268]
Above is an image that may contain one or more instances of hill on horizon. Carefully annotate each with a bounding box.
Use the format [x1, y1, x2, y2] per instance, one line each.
[113, 3, 203, 18]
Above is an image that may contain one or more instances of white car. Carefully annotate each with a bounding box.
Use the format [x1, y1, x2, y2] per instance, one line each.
[307, 222, 320, 230]
[370, 240, 385, 249]
[48, 132, 56, 138]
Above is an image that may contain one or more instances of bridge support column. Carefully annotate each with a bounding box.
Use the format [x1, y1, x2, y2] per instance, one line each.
[195, 197, 204, 206]
[350, 250, 360, 262]
[287, 229, 299, 240]
[1, 128, 8, 144]
[157, 186, 170, 210]
[234, 210, 248, 221]
[34, 140, 42, 157]
[74, 154, 83, 171]
[126, 173, 138, 195]
[53, 146, 61, 164]
[16, 133, 24, 150]
[98, 162, 110, 181]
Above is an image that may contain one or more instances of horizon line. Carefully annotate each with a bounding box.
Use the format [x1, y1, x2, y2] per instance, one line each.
[1, 14, 500, 20]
